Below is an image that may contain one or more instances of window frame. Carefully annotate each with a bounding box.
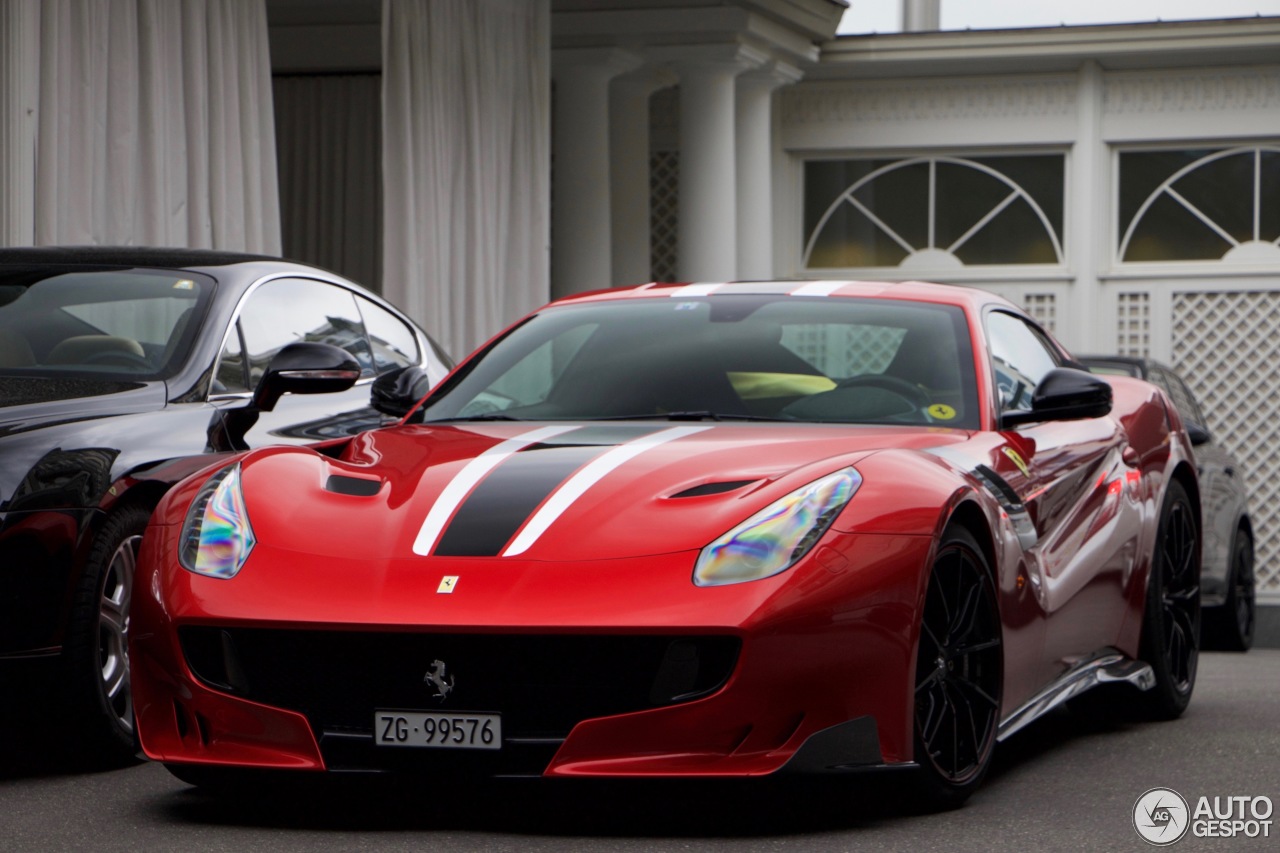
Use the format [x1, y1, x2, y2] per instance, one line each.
[1111, 141, 1280, 273]
[799, 148, 1071, 280]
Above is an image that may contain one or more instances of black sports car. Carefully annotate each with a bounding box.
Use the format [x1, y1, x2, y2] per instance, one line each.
[0, 247, 451, 761]
[1080, 355, 1254, 651]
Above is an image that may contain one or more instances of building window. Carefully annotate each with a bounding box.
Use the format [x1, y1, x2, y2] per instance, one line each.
[803, 154, 1065, 270]
[1118, 146, 1280, 263]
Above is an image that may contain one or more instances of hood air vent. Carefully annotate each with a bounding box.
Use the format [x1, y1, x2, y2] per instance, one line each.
[669, 480, 757, 499]
[325, 474, 382, 497]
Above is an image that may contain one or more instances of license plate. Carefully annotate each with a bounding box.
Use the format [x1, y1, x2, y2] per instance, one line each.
[374, 711, 501, 750]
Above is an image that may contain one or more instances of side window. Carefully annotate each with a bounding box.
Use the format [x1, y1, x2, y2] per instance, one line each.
[1169, 374, 1207, 428]
[357, 296, 420, 374]
[986, 312, 1061, 412]
[234, 279, 375, 386]
[214, 324, 250, 394]
[1152, 366, 1206, 427]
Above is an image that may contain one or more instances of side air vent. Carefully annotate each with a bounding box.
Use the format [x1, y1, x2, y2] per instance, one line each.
[669, 480, 757, 499]
[325, 475, 382, 497]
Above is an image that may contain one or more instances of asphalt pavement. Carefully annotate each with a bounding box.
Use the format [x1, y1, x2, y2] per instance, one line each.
[1, 651, 1277, 852]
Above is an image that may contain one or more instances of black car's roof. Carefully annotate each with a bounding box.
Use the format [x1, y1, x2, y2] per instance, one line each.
[1077, 354, 1149, 366]
[0, 246, 278, 268]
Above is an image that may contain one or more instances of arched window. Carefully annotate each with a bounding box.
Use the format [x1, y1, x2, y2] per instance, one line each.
[803, 155, 1065, 270]
[1118, 146, 1280, 264]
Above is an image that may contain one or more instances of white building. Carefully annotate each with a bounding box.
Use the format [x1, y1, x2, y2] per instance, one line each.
[3, 0, 1279, 612]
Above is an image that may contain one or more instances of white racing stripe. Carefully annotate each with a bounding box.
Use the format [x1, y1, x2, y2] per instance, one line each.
[790, 281, 849, 296]
[669, 283, 722, 297]
[412, 425, 580, 556]
[502, 425, 712, 557]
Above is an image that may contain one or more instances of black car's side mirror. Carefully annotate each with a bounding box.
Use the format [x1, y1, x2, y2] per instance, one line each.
[1185, 422, 1212, 447]
[1002, 367, 1113, 428]
[371, 365, 434, 420]
[252, 342, 362, 413]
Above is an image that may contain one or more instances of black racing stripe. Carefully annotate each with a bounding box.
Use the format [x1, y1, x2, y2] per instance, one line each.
[431, 427, 663, 557]
[433, 444, 610, 556]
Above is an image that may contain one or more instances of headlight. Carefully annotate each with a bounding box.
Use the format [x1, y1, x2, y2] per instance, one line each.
[179, 464, 256, 579]
[693, 467, 861, 587]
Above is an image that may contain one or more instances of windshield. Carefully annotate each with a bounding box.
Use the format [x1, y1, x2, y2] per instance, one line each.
[420, 295, 980, 429]
[0, 268, 214, 381]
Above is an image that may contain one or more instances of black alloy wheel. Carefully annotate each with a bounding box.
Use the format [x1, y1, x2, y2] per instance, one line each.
[912, 526, 1003, 808]
[1139, 480, 1200, 719]
[1204, 529, 1254, 652]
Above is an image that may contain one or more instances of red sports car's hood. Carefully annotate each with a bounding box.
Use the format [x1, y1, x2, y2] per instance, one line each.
[239, 422, 973, 562]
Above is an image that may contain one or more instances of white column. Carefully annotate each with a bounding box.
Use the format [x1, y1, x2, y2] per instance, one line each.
[675, 57, 754, 282]
[552, 48, 640, 298]
[735, 64, 800, 280]
[1068, 61, 1107, 353]
[610, 67, 676, 285]
[1, 0, 39, 246]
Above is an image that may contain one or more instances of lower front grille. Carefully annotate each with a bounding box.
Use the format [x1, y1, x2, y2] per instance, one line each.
[180, 628, 739, 773]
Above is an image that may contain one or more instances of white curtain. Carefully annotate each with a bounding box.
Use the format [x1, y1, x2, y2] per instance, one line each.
[1, 0, 40, 245]
[382, 0, 550, 359]
[274, 74, 382, 289]
[12, 0, 280, 251]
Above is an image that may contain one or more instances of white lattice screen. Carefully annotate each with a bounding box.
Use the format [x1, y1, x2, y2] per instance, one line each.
[650, 151, 679, 282]
[1023, 293, 1057, 333]
[1117, 292, 1151, 357]
[782, 326, 906, 376]
[1172, 291, 1280, 601]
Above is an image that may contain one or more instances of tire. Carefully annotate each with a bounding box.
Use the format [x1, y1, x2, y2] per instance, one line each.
[1202, 530, 1254, 652]
[911, 526, 1003, 809]
[63, 503, 151, 765]
[1138, 480, 1200, 719]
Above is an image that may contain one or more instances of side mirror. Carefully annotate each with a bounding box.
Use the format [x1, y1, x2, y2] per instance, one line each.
[1002, 367, 1112, 428]
[371, 365, 434, 419]
[1185, 422, 1212, 447]
[252, 342, 361, 412]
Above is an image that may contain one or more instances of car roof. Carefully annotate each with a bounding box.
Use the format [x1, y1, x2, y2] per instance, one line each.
[0, 246, 278, 268]
[551, 280, 1020, 313]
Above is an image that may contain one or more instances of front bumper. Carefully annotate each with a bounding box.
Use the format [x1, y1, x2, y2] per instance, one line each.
[131, 522, 931, 778]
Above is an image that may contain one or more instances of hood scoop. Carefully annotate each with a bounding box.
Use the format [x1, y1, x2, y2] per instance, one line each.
[669, 480, 758, 499]
[324, 474, 382, 497]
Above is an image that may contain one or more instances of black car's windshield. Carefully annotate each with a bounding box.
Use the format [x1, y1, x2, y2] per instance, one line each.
[421, 295, 981, 429]
[0, 268, 214, 381]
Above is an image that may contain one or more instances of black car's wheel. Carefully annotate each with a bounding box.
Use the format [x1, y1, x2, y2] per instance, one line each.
[1203, 529, 1254, 652]
[1138, 480, 1200, 719]
[912, 526, 1003, 809]
[64, 503, 151, 764]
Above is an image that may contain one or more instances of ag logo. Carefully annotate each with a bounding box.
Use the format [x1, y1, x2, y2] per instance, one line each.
[424, 659, 455, 701]
[1134, 787, 1190, 845]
